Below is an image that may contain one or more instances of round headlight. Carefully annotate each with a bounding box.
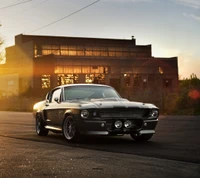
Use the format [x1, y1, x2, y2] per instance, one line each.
[114, 120, 123, 129]
[124, 120, 132, 128]
[81, 110, 89, 119]
[150, 110, 159, 118]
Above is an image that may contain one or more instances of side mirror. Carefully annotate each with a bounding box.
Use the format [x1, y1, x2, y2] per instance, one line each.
[54, 97, 59, 103]
[45, 100, 49, 106]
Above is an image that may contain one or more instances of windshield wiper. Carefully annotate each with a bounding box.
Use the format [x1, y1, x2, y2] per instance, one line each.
[66, 97, 89, 101]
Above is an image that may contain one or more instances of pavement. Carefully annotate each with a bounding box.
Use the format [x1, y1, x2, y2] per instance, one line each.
[0, 111, 200, 178]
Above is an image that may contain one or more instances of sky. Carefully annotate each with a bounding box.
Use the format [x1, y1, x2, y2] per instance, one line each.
[0, 0, 199, 79]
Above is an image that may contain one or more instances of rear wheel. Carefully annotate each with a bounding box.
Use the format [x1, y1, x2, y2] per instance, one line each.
[62, 116, 79, 141]
[36, 115, 49, 136]
[130, 133, 153, 142]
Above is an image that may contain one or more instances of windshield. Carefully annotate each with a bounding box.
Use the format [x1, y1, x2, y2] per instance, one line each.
[63, 85, 121, 101]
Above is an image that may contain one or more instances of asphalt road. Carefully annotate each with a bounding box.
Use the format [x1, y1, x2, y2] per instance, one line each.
[0, 111, 200, 178]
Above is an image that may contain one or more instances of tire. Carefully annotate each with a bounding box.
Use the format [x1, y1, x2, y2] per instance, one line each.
[36, 114, 49, 136]
[130, 133, 153, 142]
[62, 116, 79, 141]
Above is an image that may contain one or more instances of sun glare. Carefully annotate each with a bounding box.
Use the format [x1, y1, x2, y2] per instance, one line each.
[188, 89, 200, 100]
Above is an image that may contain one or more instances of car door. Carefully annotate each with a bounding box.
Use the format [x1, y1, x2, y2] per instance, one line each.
[44, 88, 62, 127]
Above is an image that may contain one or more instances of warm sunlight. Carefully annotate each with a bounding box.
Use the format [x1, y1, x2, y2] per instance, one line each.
[152, 45, 180, 58]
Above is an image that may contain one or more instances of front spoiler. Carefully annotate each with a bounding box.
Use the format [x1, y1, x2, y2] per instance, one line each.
[84, 129, 155, 136]
[78, 119, 158, 136]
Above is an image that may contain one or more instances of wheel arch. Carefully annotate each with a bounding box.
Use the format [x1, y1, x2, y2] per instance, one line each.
[63, 110, 80, 128]
[62, 112, 80, 141]
[62, 111, 74, 127]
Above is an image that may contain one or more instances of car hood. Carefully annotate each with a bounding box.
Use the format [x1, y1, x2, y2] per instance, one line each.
[76, 98, 158, 109]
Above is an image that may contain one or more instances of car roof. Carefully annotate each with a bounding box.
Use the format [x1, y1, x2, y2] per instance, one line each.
[56, 83, 112, 89]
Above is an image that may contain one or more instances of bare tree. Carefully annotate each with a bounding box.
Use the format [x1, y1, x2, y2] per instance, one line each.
[0, 38, 3, 45]
[0, 23, 2, 45]
[0, 23, 4, 63]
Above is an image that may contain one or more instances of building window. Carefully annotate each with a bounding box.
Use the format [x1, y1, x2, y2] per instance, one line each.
[93, 46, 101, 56]
[163, 79, 172, 88]
[85, 46, 93, 56]
[77, 50, 84, 56]
[142, 78, 147, 89]
[115, 51, 122, 56]
[69, 46, 76, 56]
[100, 47, 108, 56]
[85, 74, 105, 84]
[51, 45, 60, 55]
[34, 44, 136, 58]
[77, 46, 84, 55]
[104, 67, 109, 74]
[34, 44, 42, 57]
[63, 67, 73, 74]
[124, 74, 130, 87]
[73, 66, 82, 73]
[41, 75, 51, 89]
[60, 45, 69, 56]
[55, 66, 81, 74]
[82, 67, 91, 73]
[57, 74, 79, 85]
[91, 66, 106, 74]
[55, 66, 108, 74]
[42, 45, 60, 55]
[159, 67, 164, 74]
[133, 74, 141, 87]
[55, 66, 63, 74]
[108, 49, 115, 57]
[85, 74, 93, 83]
[123, 51, 130, 57]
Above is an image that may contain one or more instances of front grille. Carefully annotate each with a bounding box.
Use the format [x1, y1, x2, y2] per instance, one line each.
[100, 108, 149, 118]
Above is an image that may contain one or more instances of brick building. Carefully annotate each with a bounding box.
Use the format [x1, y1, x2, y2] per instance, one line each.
[0, 34, 178, 108]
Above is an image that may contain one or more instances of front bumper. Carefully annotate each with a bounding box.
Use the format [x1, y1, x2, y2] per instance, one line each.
[77, 118, 158, 136]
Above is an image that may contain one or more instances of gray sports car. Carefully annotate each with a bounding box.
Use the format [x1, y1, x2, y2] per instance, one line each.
[33, 84, 159, 142]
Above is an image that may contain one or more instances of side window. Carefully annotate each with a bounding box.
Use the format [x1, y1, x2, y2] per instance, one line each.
[50, 89, 61, 103]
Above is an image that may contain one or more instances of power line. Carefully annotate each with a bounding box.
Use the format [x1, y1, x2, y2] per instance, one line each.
[30, 0, 100, 33]
[3, 0, 51, 21]
[20, 0, 51, 13]
[0, 0, 32, 10]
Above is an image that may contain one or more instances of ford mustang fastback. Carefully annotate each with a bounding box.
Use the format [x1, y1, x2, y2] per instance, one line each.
[33, 84, 159, 142]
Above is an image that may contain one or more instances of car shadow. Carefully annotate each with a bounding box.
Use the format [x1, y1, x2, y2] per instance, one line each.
[46, 133, 162, 153]
[4, 132, 197, 163]
[44, 133, 170, 161]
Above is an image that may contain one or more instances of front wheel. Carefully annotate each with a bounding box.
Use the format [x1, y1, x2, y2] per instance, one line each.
[130, 133, 153, 142]
[62, 116, 79, 141]
[36, 115, 49, 136]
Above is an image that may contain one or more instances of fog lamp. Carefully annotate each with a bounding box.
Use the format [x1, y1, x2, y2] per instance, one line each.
[124, 120, 132, 128]
[101, 123, 105, 127]
[81, 110, 89, 119]
[114, 120, 123, 129]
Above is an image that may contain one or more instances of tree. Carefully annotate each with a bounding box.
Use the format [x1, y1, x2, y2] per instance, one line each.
[0, 23, 4, 63]
[173, 74, 200, 115]
[0, 23, 3, 45]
